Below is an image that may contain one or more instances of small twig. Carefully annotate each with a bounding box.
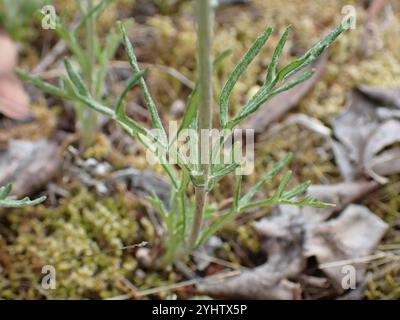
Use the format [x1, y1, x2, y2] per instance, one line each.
[107, 269, 241, 299]
[191, 252, 248, 271]
[319, 250, 400, 269]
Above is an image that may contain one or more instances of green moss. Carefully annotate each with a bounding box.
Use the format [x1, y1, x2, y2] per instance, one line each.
[0, 188, 160, 299]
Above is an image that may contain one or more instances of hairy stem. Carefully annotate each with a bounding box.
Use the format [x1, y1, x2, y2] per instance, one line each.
[81, 0, 98, 146]
[188, 0, 214, 249]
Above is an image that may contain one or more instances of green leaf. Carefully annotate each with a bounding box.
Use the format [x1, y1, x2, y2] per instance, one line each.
[266, 25, 291, 83]
[0, 196, 46, 208]
[219, 27, 273, 128]
[278, 196, 335, 208]
[229, 78, 277, 128]
[272, 69, 315, 96]
[282, 180, 311, 200]
[148, 192, 169, 223]
[233, 173, 242, 210]
[56, 22, 89, 78]
[0, 184, 46, 208]
[274, 170, 292, 198]
[95, 27, 120, 100]
[213, 48, 233, 69]
[278, 20, 349, 81]
[239, 153, 292, 208]
[73, 0, 111, 34]
[210, 162, 240, 180]
[119, 22, 167, 141]
[117, 115, 150, 137]
[0, 184, 12, 200]
[230, 68, 315, 128]
[115, 68, 149, 117]
[197, 208, 235, 247]
[64, 58, 90, 96]
[15, 68, 70, 100]
[177, 84, 199, 135]
[61, 75, 115, 118]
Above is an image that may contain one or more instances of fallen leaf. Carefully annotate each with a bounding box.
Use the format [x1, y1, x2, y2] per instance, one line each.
[197, 210, 304, 299]
[307, 205, 388, 292]
[358, 85, 400, 109]
[331, 87, 400, 182]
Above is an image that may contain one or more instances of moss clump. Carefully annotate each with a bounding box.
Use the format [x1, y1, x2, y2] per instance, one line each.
[0, 188, 166, 299]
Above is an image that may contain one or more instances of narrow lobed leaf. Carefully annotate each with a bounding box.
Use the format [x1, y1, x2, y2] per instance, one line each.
[119, 22, 167, 141]
[272, 69, 315, 96]
[64, 58, 90, 96]
[234, 173, 242, 210]
[210, 162, 240, 180]
[115, 68, 149, 117]
[239, 153, 292, 207]
[278, 19, 350, 81]
[0, 184, 12, 200]
[282, 180, 311, 200]
[274, 170, 292, 198]
[0, 195, 46, 208]
[15, 69, 70, 100]
[219, 27, 273, 128]
[266, 25, 291, 83]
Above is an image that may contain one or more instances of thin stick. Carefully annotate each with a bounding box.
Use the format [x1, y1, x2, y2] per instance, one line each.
[107, 270, 241, 299]
[188, 0, 214, 249]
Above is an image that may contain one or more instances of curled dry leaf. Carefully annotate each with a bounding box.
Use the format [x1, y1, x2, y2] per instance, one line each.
[331, 86, 400, 182]
[307, 205, 388, 292]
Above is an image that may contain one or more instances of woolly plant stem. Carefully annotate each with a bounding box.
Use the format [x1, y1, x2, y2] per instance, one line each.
[188, 0, 214, 249]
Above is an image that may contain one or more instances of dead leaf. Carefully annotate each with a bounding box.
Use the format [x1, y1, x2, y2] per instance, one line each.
[363, 120, 400, 182]
[307, 204, 388, 292]
[197, 210, 304, 299]
[331, 87, 400, 182]
[358, 85, 400, 109]
[241, 52, 327, 134]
